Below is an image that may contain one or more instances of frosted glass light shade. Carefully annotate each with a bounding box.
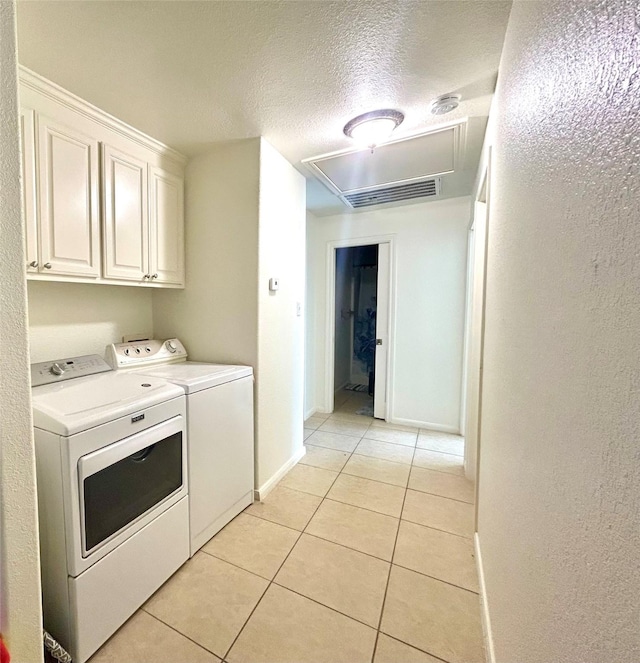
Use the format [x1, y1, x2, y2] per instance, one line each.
[343, 109, 404, 148]
[349, 118, 398, 147]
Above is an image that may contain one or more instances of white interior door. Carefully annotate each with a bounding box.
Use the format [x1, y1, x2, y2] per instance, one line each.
[373, 242, 390, 419]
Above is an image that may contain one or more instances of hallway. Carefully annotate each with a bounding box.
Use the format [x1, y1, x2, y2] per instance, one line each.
[89, 411, 479, 663]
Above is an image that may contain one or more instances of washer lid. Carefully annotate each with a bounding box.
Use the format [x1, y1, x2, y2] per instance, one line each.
[135, 362, 253, 394]
[31, 372, 184, 436]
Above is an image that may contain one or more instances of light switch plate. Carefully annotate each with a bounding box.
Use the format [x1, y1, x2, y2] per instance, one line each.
[269, 277, 279, 291]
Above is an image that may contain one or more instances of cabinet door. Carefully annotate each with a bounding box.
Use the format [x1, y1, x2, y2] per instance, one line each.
[148, 167, 184, 285]
[20, 108, 39, 273]
[102, 145, 149, 281]
[37, 115, 100, 277]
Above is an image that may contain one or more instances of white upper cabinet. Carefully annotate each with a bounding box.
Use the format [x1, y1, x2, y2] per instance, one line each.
[102, 144, 149, 281]
[37, 115, 101, 277]
[20, 107, 39, 273]
[149, 167, 185, 285]
[19, 67, 186, 288]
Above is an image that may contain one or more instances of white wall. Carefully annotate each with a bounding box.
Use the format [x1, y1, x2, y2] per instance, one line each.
[256, 139, 306, 490]
[153, 139, 260, 366]
[475, 2, 640, 662]
[154, 138, 305, 494]
[27, 282, 153, 362]
[306, 197, 470, 431]
[0, 2, 44, 659]
[304, 212, 317, 418]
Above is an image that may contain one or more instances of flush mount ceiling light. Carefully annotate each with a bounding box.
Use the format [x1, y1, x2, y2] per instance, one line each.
[343, 109, 404, 149]
[430, 94, 461, 115]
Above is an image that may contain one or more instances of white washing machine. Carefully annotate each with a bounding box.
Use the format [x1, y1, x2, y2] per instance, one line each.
[31, 354, 189, 663]
[106, 339, 254, 555]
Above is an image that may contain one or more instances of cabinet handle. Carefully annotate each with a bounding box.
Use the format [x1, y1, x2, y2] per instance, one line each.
[43, 262, 52, 269]
[143, 274, 151, 280]
[28, 260, 38, 268]
[151, 273, 158, 279]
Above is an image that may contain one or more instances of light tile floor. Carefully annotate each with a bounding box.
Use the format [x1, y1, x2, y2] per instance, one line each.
[89, 410, 483, 663]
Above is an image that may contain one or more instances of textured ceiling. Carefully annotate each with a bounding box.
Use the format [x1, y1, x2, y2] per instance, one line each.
[16, 0, 512, 213]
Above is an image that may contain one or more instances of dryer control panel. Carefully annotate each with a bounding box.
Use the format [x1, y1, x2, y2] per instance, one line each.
[31, 354, 112, 387]
[106, 338, 188, 369]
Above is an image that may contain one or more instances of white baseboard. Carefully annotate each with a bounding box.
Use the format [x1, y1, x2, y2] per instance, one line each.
[390, 416, 460, 434]
[304, 406, 318, 420]
[254, 446, 306, 502]
[474, 532, 496, 663]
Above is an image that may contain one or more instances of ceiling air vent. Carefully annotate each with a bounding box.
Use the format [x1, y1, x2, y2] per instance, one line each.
[343, 178, 441, 209]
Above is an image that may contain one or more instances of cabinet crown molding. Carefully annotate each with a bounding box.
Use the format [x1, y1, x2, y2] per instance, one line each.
[19, 66, 187, 166]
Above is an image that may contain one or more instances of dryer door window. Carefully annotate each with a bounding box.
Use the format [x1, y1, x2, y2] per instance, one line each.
[78, 416, 184, 556]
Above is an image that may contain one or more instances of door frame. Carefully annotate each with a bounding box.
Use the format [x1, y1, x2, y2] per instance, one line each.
[324, 234, 396, 418]
[462, 149, 491, 510]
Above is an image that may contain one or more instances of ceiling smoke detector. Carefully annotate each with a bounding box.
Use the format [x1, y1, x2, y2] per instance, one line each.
[430, 94, 461, 115]
[343, 109, 404, 149]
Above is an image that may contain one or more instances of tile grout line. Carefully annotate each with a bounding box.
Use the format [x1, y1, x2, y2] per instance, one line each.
[300, 529, 393, 564]
[410, 465, 468, 478]
[330, 425, 465, 459]
[340, 470, 408, 490]
[225, 413, 472, 663]
[369, 441, 413, 663]
[269, 580, 382, 631]
[322, 494, 402, 520]
[377, 632, 453, 663]
[247, 487, 399, 527]
[403, 485, 475, 505]
[374, 442, 476, 663]
[141, 608, 223, 659]
[200, 529, 482, 598]
[220, 523, 304, 660]
[260, 413, 472, 663]
[307, 433, 468, 479]
[110, 412, 468, 662]
[399, 514, 474, 539]
[222, 416, 374, 660]
[351, 450, 415, 466]
[246, 481, 474, 541]
[389, 562, 481, 595]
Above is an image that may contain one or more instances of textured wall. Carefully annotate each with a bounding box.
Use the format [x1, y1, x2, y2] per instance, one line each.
[28, 282, 153, 362]
[306, 197, 470, 430]
[477, 1, 640, 661]
[256, 139, 306, 490]
[304, 212, 318, 418]
[153, 139, 260, 367]
[154, 139, 306, 492]
[0, 2, 44, 660]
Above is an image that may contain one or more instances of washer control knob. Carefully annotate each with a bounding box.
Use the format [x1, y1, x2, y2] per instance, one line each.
[166, 340, 178, 353]
[124, 348, 131, 356]
[50, 362, 65, 376]
[135, 347, 142, 354]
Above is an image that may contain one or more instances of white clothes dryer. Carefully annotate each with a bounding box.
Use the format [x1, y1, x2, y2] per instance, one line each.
[106, 339, 254, 555]
[31, 354, 189, 663]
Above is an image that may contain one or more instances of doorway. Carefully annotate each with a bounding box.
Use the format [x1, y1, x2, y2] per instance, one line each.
[325, 236, 393, 420]
[334, 245, 378, 416]
[462, 149, 491, 513]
